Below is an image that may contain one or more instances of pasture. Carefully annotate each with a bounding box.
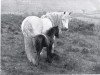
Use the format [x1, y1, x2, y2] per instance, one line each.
[1, 13, 100, 74]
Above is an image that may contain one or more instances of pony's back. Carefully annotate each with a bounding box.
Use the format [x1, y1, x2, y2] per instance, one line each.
[41, 12, 63, 27]
[41, 18, 52, 33]
[21, 16, 43, 36]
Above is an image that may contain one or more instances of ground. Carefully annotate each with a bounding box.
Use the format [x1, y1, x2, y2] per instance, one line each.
[1, 14, 100, 74]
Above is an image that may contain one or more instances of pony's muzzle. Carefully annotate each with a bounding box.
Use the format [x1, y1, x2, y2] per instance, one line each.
[55, 32, 59, 38]
[55, 34, 59, 38]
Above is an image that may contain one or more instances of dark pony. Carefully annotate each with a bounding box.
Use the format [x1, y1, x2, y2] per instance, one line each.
[33, 26, 59, 65]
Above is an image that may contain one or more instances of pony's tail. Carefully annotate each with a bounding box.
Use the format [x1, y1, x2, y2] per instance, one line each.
[21, 19, 38, 65]
[24, 36, 38, 65]
[21, 20, 35, 37]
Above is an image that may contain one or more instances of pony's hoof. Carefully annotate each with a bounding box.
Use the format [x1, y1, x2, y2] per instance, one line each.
[46, 58, 52, 63]
[34, 64, 39, 67]
[30, 62, 39, 67]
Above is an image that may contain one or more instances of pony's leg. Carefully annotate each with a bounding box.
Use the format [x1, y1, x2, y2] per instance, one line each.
[24, 36, 37, 65]
[46, 45, 52, 63]
[52, 36, 55, 53]
[35, 44, 43, 65]
[52, 44, 54, 53]
[36, 51, 41, 65]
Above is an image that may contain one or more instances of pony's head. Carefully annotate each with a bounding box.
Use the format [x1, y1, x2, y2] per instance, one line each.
[61, 11, 73, 30]
[46, 26, 59, 38]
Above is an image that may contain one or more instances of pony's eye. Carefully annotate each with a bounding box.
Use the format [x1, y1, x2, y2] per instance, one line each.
[62, 19, 65, 21]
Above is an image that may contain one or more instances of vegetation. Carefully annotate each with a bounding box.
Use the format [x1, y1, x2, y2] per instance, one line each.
[1, 13, 100, 74]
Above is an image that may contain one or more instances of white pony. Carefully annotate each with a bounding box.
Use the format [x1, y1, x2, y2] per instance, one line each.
[41, 11, 72, 33]
[21, 16, 53, 65]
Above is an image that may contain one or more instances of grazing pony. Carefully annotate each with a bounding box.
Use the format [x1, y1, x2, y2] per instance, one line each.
[21, 16, 58, 65]
[32, 26, 59, 65]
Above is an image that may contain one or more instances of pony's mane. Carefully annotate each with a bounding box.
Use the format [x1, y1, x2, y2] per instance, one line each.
[41, 12, 63, 27]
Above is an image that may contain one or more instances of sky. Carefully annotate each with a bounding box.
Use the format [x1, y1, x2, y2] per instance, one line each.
[1, 0, 100, 14]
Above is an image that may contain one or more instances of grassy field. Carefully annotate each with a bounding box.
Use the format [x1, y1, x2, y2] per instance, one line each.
[1, 13, 100, 74]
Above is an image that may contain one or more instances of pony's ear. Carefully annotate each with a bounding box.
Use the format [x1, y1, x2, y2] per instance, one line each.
[54, 26, 58, 29]
[56, 26, 58, 28]
[64, 11, 66, 14]
[69, 12, 72, 15]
